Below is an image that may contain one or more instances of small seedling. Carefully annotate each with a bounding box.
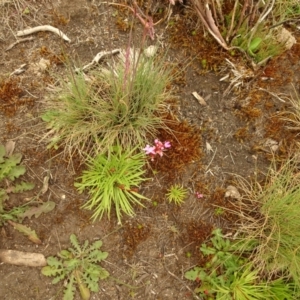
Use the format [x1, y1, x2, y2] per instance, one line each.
[166, 184, 188, 205]
[42, 234, 109, 300]
[214, 207, 224, 216]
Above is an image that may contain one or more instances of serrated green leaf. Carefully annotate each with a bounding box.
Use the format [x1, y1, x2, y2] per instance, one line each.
[47, 256, 62, 267]
[8, 220, 41, 244]
[200, 244, 216, 255]
[58, 250, 72, 259]
[98, 267, 110, 280]
[70, 234, 81, 254]
[185, 267, 207, 281]
[41, 265, 63, 277]
[52, 272, 66, 284]
[21, 201, 55, 220]
[81, 240, 89, 253]
[47, 256, 61, 267]
[12, 181, 35, 193]
[64, 258, 80, 269]
[0, 145, 5, 163]
[7, 165, 26, 181]
[87, 240, 102, 252]
[88, 249, 108, 262]
[0, 189, 9, 212]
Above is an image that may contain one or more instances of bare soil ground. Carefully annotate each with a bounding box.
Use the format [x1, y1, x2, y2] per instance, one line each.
[1, 0, 300, 299]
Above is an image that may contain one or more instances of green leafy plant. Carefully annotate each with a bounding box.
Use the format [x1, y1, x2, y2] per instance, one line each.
[0, 144, 34, 225]
[75, 145, 149, 224]
[185, 228, 295, 299]
[42, 47, 172, 157]
[0, 143, 55, 243]
[213, 207, 224, 216]
[42, 234, 109, 300]
[166, 184, 188, 205]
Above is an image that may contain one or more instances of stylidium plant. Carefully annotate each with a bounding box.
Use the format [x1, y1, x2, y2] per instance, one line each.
[143, 139, 171, 161]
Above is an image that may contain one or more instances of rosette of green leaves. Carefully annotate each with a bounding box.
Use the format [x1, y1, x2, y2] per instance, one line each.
[42, 234, 109, 300]
[75, 145, 148, 224]
[166, 184, 188, 205]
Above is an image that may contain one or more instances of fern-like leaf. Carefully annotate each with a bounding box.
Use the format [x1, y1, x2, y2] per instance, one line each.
[11, 181, 35, 193]
[87, 240, 102, 253]
[70, 234, 82, 255]
[87, 249, 108, 263]
[81, 240, 89, 253]
[0, 145, 5, 163]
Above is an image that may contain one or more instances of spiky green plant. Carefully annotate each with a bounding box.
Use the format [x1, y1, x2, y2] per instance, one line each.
[41, 48, 172, 157]
[42, 234, 109, 300]
[166, 184, 188, 205]
[75, 145, 149, 224]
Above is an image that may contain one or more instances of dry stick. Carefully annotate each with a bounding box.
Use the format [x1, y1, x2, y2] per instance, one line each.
[204, 3, 228, 48]
[5, 37, 34, 51]
[210, 0, 218, 27]
[215, 0, 224, 24]
[17, 25, 71, 42]
[226, 0, 239, 42]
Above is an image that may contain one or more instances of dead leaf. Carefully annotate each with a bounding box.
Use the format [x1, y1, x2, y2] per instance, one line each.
[264, 138, 279, 152]
[192, 91, 207, 106]
[21, 201, 55, 220]
[5, 140, 15, 157]
[41, 175, 50, 194]
[8, 220, 42, 244]
[206, 141, 214, 153]
[225, 185, 241, 200]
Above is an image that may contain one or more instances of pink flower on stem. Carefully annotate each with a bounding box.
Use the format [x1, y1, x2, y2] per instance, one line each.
[164, 141, 171, 148]
[143, 145, 156, 155]
[195, 192, 203, 199]
[143, 139, 171, 160]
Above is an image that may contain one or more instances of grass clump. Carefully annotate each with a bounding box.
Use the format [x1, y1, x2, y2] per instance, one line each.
[42, 234, 109, 300]
[166, 184, 188, 205]
[42, 49, 172, 157]
[233, 159, 300, 294]
[75, 145, 148, 224]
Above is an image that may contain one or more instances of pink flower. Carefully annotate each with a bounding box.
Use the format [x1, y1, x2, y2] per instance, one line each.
[143, 139, 171, 160]
[143, 145, 156, 155]
[195, 192, 203, 199]
[164, 141, 171, 148]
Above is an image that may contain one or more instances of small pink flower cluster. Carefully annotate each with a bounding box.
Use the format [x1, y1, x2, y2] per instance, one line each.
[143, 139, 171, 161]
[195, 192, 203, 199]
